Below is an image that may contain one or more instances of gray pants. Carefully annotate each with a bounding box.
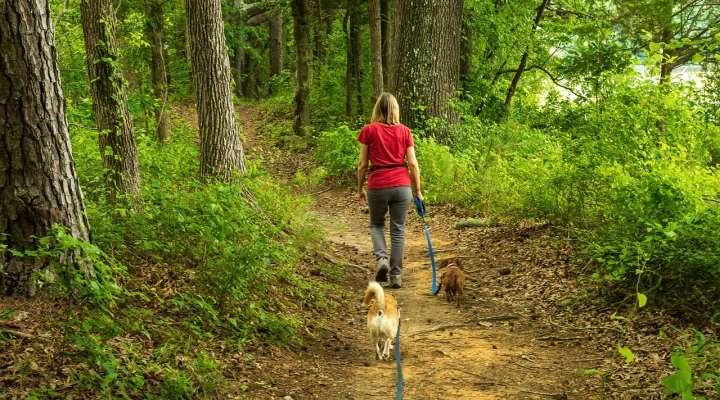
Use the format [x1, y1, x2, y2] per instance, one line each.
[367, 186, 413, 277]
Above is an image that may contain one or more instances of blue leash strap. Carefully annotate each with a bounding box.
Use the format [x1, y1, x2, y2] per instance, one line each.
[414, 198, 437, 294]
[395, 314, 403, 400]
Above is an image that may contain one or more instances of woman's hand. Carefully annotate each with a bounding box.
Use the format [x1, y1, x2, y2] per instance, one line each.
[358, 189, 367, 206]
[415, 189, 424, 202]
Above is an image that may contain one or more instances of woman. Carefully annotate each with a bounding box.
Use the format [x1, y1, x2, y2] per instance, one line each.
[357, 93, 423, 289]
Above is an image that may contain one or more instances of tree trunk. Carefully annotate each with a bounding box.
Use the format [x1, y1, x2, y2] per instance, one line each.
[186, 0, 246, 179]
[147, 0, 170, 142]
[391, 0, 463, 131]
[350, 4, 363, 117]
[344, 9, 353, 118]
[460, 19, 473, 82]
[659, 28, 674, 84]
[369, 0, 384, 101]
[234, 44, 245, 98]
[241, 40, 259, 100]
[380, 0, 391, 88]
[292, 0, 311, 136]
[500, 0, 550, 120]
[269, 10, 283, 94]
[80, 0, 141, 201]
[429, 0, 464, 130]
[1, 0, 92, 296]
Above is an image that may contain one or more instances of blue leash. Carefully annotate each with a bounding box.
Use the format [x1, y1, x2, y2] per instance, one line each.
[395, 314, 403, 400]
[414, 198, 437, 294]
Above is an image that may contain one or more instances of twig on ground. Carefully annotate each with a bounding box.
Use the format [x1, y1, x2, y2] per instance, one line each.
[426, 366, 498, 383]
[0, 327, 50, 343]
[477, 315, 519, 321]
[519, 390, 567, 399]
[409, 323, 471, 337]
[436, 348, 454, 358]
[572, 357, 606, 362]
[321, 253, 370, 274]
[548, 313, 623, 335]
[310, 187, 333, 196]
[509, 359, 549, 370]
[537, 336, 583, 341]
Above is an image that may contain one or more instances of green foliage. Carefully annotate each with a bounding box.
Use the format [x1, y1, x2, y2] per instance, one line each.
[662, 329, 719, 399]
[314, 125, 361, 180]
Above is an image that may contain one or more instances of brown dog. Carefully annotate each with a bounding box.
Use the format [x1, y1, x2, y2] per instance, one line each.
[433, 257, 465, 308]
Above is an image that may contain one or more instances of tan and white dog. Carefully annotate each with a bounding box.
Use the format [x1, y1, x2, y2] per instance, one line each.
[362, 281, 400, 360]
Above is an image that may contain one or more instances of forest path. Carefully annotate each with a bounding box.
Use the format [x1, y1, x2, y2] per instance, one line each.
[235, 103, 608, 399]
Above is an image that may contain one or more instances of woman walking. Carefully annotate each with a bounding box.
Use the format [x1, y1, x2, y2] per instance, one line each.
[357, 93, 423, 289]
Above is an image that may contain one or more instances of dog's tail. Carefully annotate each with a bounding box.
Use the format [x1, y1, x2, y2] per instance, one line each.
[363, 281, 385, 314]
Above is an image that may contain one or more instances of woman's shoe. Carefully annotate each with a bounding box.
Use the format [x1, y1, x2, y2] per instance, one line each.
[375, 257, 389, 282]
[390, 275, 402, 289]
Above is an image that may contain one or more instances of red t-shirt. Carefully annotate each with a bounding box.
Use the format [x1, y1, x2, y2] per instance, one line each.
[357, 122, 414, 190]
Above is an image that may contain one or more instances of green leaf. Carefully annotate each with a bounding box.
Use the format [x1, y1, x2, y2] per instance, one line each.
[691, 53, 704, 64]
[662, 355, 693, 394]
[617, 344, 634, 363]
[637, 293, 647, 308]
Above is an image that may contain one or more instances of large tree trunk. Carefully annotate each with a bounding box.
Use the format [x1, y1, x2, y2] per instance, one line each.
[1, 0, 92, 296]
[380, 0, 391, 88]
[186, 0, 246, 179]
[269, 10, 283, 94]
[350, 3, 363, 117]
[429, 0, 464, 131]
[369, 0, 384, 101]
[147, 0, 170, 142]
[501, 0, 550, 120]
[292, 0, 311, 136]
[80, 0, 141, 201]
[344, 9, 353, 118]
[391, 0, 463, 132]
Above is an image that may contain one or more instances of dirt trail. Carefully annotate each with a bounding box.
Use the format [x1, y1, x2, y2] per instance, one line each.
[232, 104, 610, 399]
[308, 190, 603, 400]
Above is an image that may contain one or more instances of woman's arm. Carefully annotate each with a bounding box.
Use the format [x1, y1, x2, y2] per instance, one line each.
[357, 144, 369, 205]
[406, 146, 423, 201]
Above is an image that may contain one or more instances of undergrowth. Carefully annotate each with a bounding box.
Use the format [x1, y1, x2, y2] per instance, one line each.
[1, 105, 339, 398]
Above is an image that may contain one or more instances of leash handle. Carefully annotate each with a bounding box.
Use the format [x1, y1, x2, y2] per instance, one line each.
[395, 316, 403, 400]
[414, 197, 426, 218]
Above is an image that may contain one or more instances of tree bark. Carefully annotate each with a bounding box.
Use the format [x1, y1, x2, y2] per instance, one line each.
[391, 0, 463, 132]
[1, 0, 92, 296]
[369, 0, 384, 101]
[269, 10, 283, 94]
[292, 0, 311, 136]
[429, 0, 464, 130]
[350, 3, 363, 117]
[186, 0, 246, 179]
[234, 44, 245, 98]
[147, 0, 170, 142]
[380, 0, 391, 88]
[500, 0, 550, 120]
[80, 0, 141, 201]
[344, 9, 353, 118]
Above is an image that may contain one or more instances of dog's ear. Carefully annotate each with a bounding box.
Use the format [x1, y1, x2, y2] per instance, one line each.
[438, 259, 447, 269]
[456, 258, 463, 270]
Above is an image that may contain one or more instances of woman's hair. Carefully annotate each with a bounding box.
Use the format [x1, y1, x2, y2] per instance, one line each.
[370, 92, 400, 125]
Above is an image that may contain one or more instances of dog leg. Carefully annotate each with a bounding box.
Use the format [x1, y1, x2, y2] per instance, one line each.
[382, 338, 392, 360]
[373, 339, 382, 360]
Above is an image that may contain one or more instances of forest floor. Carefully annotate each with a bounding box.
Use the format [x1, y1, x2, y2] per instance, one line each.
[228, 103, 690, 400]
[0, 103, 702, 400]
